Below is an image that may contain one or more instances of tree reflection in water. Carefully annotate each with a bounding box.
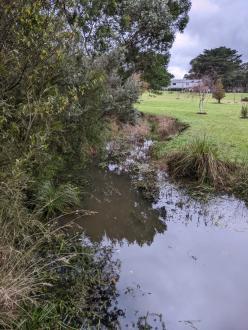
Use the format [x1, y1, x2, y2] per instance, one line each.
[67, 167, 166, 246]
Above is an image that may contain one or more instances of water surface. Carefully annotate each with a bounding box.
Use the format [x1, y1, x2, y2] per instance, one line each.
[75, 169, 248, 330]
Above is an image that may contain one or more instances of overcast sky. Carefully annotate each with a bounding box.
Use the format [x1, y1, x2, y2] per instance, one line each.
[168, 0, 248, 78]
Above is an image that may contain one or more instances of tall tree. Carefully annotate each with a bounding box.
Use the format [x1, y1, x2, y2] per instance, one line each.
[186, 47, 243, 88]
[56, 0, 191, 90]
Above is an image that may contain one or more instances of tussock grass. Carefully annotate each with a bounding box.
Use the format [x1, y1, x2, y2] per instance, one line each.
[166, 136, 235, 188]
[36, 181, 80, 218]
[241, 105, 248, 119]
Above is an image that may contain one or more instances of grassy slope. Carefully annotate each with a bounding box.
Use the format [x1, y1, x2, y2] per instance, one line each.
[137, 92, 248, 162]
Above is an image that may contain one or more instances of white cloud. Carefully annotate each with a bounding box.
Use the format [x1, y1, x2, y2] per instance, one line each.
[191, 0, 220, 14]
[168, 0, 247, 78]
[168, 66, 187, 79]
[173, 32, 200, 50]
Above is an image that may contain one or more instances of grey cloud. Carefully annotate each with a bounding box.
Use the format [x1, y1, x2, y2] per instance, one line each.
[169, 0, 248, 78]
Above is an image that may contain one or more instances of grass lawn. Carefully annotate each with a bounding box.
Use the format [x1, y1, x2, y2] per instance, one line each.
[137, 92, 248, 162]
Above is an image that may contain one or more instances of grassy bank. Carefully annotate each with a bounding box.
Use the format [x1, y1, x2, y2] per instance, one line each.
[138, 92, 248, 162]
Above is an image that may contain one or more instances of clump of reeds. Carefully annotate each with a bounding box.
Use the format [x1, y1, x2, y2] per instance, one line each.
[166, 136, 234, 188]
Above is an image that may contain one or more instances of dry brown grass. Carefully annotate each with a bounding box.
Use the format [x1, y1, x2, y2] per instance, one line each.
[121, 120, 150, 140]
[0, 245, 39, 328]
[109, 114, 186, 143]
[146, 115, 187, 140]
[109, 117, 150, 142]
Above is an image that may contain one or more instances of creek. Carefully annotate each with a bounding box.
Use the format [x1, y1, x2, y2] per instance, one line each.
[69, 138, 248, 329]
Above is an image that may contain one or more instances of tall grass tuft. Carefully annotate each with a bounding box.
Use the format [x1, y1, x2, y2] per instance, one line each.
[36, 181, 80, 217]
[166, 136, 234, 187]
[240, 105, 248, 119]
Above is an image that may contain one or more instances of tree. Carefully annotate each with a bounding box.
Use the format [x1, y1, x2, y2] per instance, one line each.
[57, 0, 191, 90]
[186, 47, 242, 88]
[212, 79, 225, 104]
[192, 78, 210, 114]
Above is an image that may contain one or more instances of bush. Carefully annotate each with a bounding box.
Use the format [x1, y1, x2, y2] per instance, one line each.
[212, 79, 225, 103]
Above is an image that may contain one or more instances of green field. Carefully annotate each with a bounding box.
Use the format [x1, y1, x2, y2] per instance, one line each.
[138, 92, 248, 162]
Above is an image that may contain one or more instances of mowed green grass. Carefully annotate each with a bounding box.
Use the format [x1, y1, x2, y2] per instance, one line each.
[137, 92, 248, 162]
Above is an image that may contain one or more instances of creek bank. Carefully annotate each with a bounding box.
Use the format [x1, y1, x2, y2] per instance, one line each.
[79, 136, 248, 329]
[103, 115, 200, 205]
[105, 114, 248, 205]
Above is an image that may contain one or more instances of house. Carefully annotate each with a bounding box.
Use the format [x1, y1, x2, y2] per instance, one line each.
[167, 79, 202, 90]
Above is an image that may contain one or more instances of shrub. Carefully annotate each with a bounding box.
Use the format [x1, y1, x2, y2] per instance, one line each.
[166, 136, 233, 187]
[212, 79, 225, 103]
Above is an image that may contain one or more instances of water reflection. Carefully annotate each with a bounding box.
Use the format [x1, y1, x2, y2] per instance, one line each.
[66, 167, 248, 329]
[154, 172, 248, 231]
[74, 169, 166, 246]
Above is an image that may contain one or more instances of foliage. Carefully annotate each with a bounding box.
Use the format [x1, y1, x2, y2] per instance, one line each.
[19, 237, 120, 329]
[140, 53, 174, 91]
[212, 79, 225, 103]
[186, 47, 243, 88]
[0, 0, 192, 326]
[0, 167, 119, 329]
[57, 0, 191, 90]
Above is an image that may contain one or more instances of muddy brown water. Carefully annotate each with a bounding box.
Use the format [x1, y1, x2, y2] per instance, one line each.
[72, 168, 248, 330]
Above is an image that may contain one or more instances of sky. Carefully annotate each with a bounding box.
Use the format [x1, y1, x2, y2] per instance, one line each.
[168, 0, 248, 78]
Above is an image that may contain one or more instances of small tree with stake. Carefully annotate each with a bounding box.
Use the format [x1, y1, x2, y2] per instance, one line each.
[192, 78, 210, 114]
[212, 79, 225, 103]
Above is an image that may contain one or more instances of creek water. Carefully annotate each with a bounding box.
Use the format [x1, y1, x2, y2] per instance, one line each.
[73, 166, 248, 330]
